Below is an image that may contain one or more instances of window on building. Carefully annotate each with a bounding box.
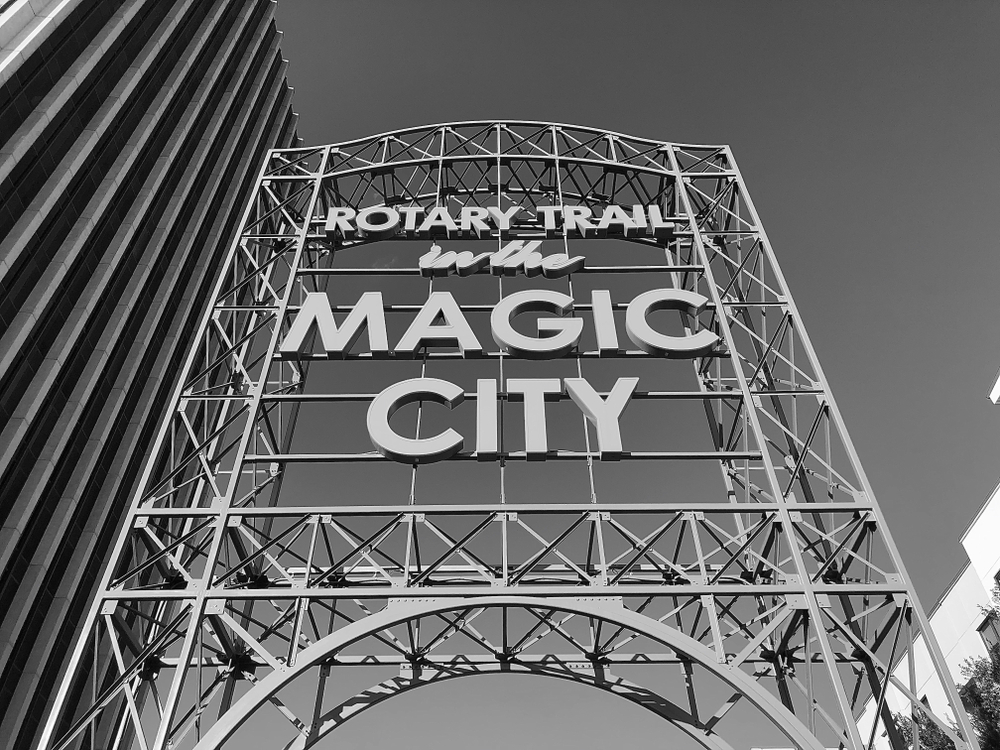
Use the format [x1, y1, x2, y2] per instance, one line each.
[978, 612, 1000, 654]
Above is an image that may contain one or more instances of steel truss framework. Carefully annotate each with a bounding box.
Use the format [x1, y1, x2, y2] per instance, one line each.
[40, 122, 976, 750]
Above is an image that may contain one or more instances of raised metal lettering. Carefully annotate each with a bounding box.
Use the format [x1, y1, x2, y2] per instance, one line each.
[625, 289, 719, 358]
[491, 289, 583, 360]
[367, 378, 465, 464]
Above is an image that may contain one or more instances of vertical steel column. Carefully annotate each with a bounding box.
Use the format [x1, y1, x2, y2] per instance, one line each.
[722, 145, 982, 750]
[667, 146, 868, 750]
[150, 145, 332, 750]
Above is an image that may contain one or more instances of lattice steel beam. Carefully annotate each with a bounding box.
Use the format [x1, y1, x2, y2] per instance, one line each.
[39, 122, 976, 750]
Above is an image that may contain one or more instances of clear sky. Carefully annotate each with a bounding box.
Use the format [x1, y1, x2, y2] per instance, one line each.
[264, 1, 1000, 745]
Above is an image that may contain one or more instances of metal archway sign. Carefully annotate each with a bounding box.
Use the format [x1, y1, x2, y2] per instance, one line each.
[40, 122, 977, 750]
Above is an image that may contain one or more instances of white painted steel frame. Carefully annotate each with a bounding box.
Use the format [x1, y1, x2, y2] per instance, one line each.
[38, 122, 977, 750]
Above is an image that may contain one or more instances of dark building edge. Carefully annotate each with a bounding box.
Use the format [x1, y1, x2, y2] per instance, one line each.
[0, 2, 299, 748]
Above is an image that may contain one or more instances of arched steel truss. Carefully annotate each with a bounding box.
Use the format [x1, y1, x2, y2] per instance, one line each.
[192, 597, 826, 750]
[39, 121, 978, 750]
[294, 665, 737, 750]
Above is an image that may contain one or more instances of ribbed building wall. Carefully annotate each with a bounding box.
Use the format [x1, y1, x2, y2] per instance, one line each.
[0, 2, 298, 748]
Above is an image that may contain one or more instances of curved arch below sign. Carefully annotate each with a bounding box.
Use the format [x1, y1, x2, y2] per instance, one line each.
[279, 662, 737, 750]
[191, 597, 826, 750]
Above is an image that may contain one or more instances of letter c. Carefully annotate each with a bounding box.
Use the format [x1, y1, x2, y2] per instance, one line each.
[367, 378, 464, 464]
[625, 289, 720, 357]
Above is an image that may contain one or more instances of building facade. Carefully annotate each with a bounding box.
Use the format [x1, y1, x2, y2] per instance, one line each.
[854, 374, 1000, 748]
[860, 477, 1000, 748]
[0, 2, 296, 749]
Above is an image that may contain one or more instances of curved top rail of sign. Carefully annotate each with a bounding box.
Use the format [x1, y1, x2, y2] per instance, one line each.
[313, 120, 726, 152]
[269, 121, 734, 183]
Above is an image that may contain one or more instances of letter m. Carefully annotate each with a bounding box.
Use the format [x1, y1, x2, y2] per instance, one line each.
[279, 292, 388, 358]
